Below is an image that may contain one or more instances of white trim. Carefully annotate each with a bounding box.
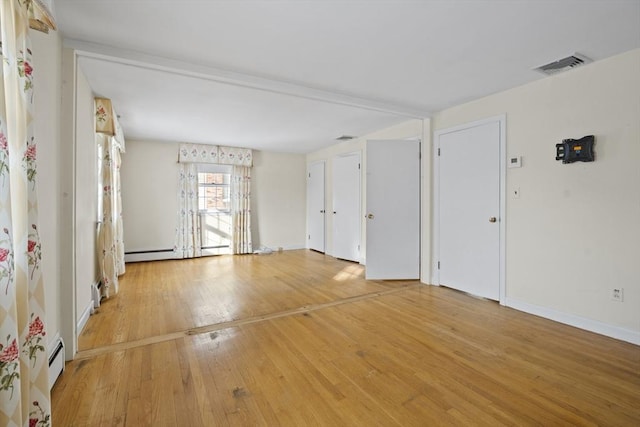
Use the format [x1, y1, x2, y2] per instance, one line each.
[64, 39, 429, 119]
[77, 300, 93, 336]
[506, 297, 640, 345]
[282, 245, 306, 251]
[432, 115, 507, 304]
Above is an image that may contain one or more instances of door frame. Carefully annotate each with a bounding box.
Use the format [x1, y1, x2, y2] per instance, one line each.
[432, 114, 506, 304]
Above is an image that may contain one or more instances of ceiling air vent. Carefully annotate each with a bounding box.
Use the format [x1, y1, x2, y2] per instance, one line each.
[336, 135, 356, 141]
[534, 53, 592, 75]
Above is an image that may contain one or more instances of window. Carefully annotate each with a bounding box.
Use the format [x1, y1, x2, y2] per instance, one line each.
[198, 172, 230, 212]
[197, 164, 232, 254]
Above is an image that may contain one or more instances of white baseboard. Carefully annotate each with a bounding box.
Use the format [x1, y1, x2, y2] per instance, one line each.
[76, 300, 93, 336]
[505, 297, 640, 345]
[283, 245, 306, 251]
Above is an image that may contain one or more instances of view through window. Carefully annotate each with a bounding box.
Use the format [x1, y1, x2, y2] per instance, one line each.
[198, 168, 232, 254]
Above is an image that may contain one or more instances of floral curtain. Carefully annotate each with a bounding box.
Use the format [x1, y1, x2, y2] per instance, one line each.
[175, 163, 202, 258]
[230, 165, 252, 254]
[0, 0, 51, 425]
[96, 132, 125, 298]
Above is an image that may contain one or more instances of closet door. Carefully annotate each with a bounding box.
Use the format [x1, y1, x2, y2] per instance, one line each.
[365, 140, 420, 279]
[333, 152, 361, 262]
[307, 161, 325, 252]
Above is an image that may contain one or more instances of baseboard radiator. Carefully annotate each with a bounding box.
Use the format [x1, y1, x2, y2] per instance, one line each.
[48, 336, 65, 390]
[124, 249, 175, 263]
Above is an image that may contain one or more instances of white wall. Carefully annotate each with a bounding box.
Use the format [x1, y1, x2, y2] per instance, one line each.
[121, 139, 179, 255]
[432, 49, 640, 343]
[32, 30, 62, 352]
[74, 67, 98, 331]
[121, 141, 307, 256]
[251, 150, 306, 250]
[306, 119, 429, 272]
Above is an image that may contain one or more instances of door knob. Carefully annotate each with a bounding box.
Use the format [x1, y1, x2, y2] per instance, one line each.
[366, 213, 375, 219]
[489, 217, 497, 223]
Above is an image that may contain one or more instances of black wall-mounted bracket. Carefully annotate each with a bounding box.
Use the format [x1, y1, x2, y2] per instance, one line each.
[556, 135, 595, 164]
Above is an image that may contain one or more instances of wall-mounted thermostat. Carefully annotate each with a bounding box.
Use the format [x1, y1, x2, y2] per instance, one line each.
[508, 156, 522, 168]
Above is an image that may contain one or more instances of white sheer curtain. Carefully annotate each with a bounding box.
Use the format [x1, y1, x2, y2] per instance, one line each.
[175, 163, 202, 258]
[0, 0, 51, 424]
[97, 133, 125, 298]
[231, 165, 252, 254]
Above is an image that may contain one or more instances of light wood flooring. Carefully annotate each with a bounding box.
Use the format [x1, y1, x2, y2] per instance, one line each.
[53, 250, 640, 426]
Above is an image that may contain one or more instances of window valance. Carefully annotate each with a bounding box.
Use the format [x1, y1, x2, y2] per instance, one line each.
[179, 143, 253, 167]
[95, 97, 126, 152]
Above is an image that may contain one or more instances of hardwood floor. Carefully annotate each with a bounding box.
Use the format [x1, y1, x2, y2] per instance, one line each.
[53, 250, 640, 426]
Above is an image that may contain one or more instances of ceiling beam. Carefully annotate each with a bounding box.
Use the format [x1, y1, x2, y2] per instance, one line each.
[64, 39, 430, 119]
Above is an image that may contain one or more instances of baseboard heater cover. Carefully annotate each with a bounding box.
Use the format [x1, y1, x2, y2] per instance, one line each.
[48, 337, 65, 390]
[125, 249, 176, 263]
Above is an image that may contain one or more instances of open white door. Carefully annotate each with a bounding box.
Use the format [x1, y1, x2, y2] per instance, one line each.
[333, 152, 361, 262]
[307, 161, 325, 252]
[435, 117, 504, 301]
[365, 140, 420, 280]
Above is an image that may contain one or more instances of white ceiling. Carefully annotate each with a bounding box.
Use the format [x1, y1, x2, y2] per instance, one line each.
[54, 0, 640, 153]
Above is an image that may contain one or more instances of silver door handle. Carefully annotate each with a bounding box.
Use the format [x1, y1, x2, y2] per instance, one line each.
[366, 213, 374, 219]
[489, 217, 497, 223]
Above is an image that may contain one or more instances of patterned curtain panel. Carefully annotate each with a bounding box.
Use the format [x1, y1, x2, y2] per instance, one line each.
[96, 133, 125, 298]
[179, 143, 252, 166]
[175, 163, 202, 258]
[114, 144, 125, 276]
[230, 166, 252, 254]
[0, 0, 51, 425]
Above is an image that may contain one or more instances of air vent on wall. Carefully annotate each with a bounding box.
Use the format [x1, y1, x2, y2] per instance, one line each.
[336, 135, 356, 141]
[534, 53, 592, 75]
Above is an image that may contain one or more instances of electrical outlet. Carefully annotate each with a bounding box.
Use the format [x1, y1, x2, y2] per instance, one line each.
[611, 287, 624, 302]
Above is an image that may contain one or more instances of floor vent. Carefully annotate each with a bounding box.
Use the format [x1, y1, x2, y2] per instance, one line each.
[48, 337, 65, 390]
[534, 53, 592, 75]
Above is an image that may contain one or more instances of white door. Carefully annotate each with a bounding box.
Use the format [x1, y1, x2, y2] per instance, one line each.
[307, 161, 325, 252]
[436, 118, 502, 300]
[333, 153, 361, 262]
[365, 140, 420, 279]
